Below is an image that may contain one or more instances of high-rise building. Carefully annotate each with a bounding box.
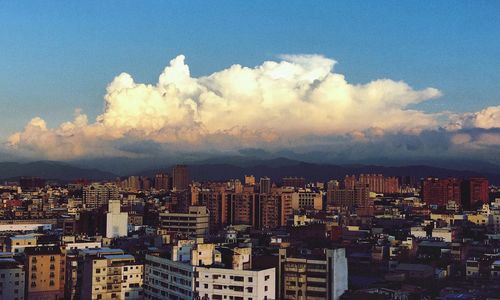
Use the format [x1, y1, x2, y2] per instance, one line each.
[244, 175, 256, 186]
[278, 248, 348, 300]
[25, 246, 66, 300]
[328, 184, 370, 209]
[259, 193, 280, 229]
[229, 189, 258, 226]
[259, 177, 272, 194]
[172, 165, 190, 191]
[198, 187, 230, 231]
[141, 176, 152, 190]
[358, 174, 400, 193]
[19, 176, 46, 191]
[327, 180, 340, 191]
[282, 177, 306, 188]
[106, 200, 128, 238]
[154, 173, 170, 190]
[463, 177, 489, 209]
[83, 183, 119, 209]
[123, 176, 141, 191]
[343, 175, 356, 189]
[421, 177, 462, 207]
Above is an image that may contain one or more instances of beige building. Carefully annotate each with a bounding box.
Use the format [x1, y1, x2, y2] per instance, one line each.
[292, 189, 323, 210]
[81, 253, 143, 300]
[6, 234, 41, 253]
[83, 183, 119, 209]
[25, 246, 66, 300]
[159, 206, 209, 238]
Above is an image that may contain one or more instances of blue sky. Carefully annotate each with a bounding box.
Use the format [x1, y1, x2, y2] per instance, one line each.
[1, 1, 500, 163]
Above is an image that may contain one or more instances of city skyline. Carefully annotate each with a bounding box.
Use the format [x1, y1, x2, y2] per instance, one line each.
[1, 1, 499, 166]
[2, 3, 500, 298]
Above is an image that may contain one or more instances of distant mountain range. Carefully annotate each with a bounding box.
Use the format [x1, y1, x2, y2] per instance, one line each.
[0, 161, 116, 181]
[140, 157, 500, 185]
[0, 158, 499, 184]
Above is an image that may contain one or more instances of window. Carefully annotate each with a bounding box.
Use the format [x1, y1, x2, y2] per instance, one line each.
[264, 286, 268, 291]
[248, 277, 253, 282]
[264, 275, 270, 280]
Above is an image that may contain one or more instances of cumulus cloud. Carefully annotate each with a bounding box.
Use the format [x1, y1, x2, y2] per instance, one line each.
[5, 54, 499, 161]
[447, 105, 500, 130]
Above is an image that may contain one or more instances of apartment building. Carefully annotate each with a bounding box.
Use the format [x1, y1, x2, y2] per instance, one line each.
[278, 248, 348, 300]
[291, 189, 323, 210]
[24, 246, 66, 300]
[0, 254, 25, 300]
[159, 206, 209, 238]
[81, 253, 143, 300]
[144, 239, 276, 300]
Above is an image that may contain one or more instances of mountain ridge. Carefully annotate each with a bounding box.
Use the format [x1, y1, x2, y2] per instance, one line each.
[0, 158, 498, 184]
[0, 161, 116, 181]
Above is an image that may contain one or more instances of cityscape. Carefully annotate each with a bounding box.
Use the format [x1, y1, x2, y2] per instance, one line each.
[1, 1, 500, 300]
[0, 167, 499, 299]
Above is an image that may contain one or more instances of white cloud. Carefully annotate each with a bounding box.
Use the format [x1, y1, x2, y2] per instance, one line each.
[10, 54, 495, 160]
[448, 105, 500, 130]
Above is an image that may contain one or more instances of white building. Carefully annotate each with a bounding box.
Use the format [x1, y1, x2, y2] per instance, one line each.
[196, 266, 275, 300]
[144, 254, 196, 300]
[64, 241, 102, 251]
[432, 227, 454, 242]
[106, 200, 128, 238]
[144, 239, 276, 300]
[0, 255, 25, 300]
[0, 224, 52, 232]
